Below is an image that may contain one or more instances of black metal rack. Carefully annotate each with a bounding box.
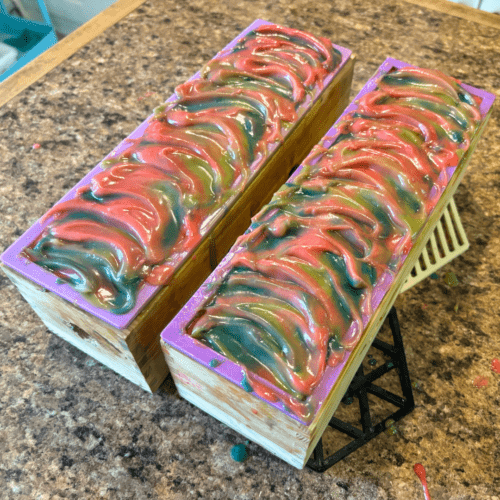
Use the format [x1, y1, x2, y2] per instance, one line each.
[307, 307, 415, 473]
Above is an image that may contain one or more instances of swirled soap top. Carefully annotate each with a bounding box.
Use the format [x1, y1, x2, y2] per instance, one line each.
[22, 24, 341, 314]
[186, 66, 482, 421]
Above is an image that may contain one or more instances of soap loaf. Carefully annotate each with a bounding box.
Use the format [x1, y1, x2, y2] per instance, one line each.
[1, 20, 354, 392]
[160, 58, 494, 468]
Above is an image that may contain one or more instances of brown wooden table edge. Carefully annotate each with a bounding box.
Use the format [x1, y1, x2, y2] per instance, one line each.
[0, 0, 147, 109]
[401, 0, 500, 30]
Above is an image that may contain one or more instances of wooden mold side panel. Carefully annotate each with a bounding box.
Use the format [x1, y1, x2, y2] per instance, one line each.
[162, 342, 311, 469]
[125, 231, 214, 392]
[1, 264, 151, 392]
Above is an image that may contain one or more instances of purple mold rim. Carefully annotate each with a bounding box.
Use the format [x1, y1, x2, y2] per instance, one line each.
[0, 20, 352, 331]
[160, 57, 496, 426]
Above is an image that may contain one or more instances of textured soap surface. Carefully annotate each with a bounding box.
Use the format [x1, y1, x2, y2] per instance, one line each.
[186, 66, 483, 421]
[22, 24, 341, 314]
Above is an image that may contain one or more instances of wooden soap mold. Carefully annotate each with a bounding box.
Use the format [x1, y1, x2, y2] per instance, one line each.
[1, 21, 355, 392]
[160, 57, 495, 469]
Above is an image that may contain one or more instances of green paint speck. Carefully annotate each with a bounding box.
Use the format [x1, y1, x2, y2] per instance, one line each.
[230, 443, 248, 462]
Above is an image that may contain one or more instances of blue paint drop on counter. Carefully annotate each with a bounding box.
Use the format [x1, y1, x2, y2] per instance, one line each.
[230, 443, 248, 462]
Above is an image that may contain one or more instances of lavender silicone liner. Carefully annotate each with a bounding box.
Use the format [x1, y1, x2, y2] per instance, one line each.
[160, 57, 496, 425]
[0, 19, 352, 330]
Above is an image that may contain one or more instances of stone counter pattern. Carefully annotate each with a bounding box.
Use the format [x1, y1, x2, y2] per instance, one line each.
[0, 0, 499, 498]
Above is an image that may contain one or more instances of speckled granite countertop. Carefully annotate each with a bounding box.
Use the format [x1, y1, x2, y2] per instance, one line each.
[0, 1, 499, 498]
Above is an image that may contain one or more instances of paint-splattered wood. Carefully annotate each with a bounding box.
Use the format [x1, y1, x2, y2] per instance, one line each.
[162, 344, 311, 468]
[1, 56, 355, 392]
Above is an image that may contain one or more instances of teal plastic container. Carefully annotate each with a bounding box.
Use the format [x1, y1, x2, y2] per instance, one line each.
[0, 0, 57, 82]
